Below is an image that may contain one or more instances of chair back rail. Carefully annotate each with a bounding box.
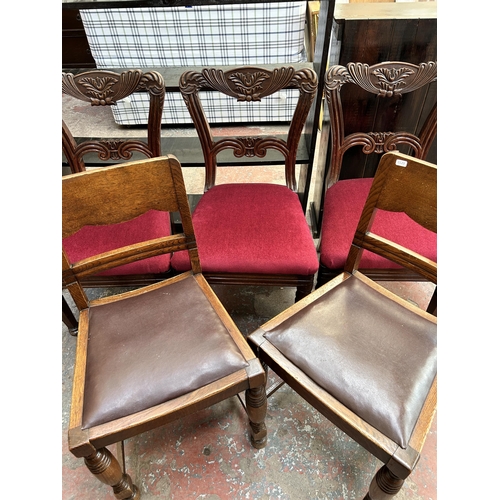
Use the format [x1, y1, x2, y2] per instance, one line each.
[62, 156, 201, 289]
[324, 61, 437, 188]
[345, 151, 437, 282]
[179, 66, 318, 192]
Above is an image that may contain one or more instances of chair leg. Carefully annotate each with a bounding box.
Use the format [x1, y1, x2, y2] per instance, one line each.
[62, 295, 78, 336]
[295, 276, 315, 302]
[315, 264, 342, 290]
[363, 465, 405, 500]
[245, 384, 268, 449]
[84, 447, 140, 500]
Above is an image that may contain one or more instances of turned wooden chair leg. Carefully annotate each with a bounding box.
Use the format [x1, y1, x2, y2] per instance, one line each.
[84, 446, 140, 500]
[363, 465, 405, 500]
[245, 384, 268, 449]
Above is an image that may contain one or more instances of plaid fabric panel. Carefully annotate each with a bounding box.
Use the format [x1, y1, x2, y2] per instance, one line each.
[109, 90, 300, 125]
[80, 3, 307, 124]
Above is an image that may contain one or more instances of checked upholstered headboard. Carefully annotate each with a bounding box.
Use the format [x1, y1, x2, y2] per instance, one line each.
[80, 2, 309, 125]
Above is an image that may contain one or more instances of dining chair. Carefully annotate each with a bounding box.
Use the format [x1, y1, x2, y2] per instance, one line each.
[248, 151, 437, 499]
[170, 66, 319, 301]
[317, 60, 437, 287]
[63, 156, 267, 499]
[62, 69, 169, 332]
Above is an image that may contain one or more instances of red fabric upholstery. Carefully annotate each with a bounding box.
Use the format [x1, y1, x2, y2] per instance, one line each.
[320, 178, 437, 270]
[171, 183, 319, 275]
[63, 210, 172, 275]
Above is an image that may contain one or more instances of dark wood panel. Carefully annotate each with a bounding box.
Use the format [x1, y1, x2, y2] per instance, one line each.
[62, 9, 96, 68]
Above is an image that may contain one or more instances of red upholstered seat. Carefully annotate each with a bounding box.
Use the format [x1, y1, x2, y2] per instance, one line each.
[319, 178, 437, 270]
[63, 210, 172, 276]
[171, 183, 319, 275]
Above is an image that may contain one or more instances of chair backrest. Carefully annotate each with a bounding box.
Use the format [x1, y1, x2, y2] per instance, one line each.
[178, 66, 318, 192]
[345, 151, 437, 283]
[324, 61, 437, 189]
[62, 69, 165, 173]
[62, 156, 200, 310]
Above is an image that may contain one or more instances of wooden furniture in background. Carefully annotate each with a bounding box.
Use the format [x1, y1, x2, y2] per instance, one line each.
[248, 151, 437, 499]
[62, 8, 96, 68]
[316, 60, 437, 286]
[63, 156, 268, 499]
[170, 66, 320, 300]
[333, 1, 437, 167]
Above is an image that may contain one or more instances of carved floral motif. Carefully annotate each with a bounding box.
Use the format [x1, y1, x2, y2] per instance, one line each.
[229, 72, 269, 101]
[79, 76, 119, 105]
[371, 67, 415, 97]
[98, 140, 126, 160]
[367, 132, 396, 153]
[325, 62, 437, 98]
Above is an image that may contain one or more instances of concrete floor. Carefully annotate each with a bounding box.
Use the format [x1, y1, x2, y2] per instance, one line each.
[62, 281, 437, 500]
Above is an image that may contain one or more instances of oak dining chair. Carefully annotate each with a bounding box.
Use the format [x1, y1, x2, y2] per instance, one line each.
[248, 151, 437, 499]
[63, 155, 267, 499]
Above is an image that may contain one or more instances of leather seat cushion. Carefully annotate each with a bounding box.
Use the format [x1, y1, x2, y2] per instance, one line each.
[63, 210, 172, 275]
[171, 183, 319, 275]
[82, 275, 249, 428]
[320, 178, 437, 270]
[262, 275, 437, 448]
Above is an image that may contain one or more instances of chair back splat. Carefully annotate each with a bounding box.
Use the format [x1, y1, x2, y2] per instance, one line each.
[63, 156, 267, 499]
[248, 151, 437, 499]
[317, 61, 437, 285]
[170, 66, 320, 301]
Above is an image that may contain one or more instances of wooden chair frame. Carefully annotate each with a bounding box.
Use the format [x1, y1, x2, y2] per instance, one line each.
[249, 151, 437, 499]
[63, 156, 267, 498]
[62, 69, 167, 332]
[62, 69, 165, 173]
